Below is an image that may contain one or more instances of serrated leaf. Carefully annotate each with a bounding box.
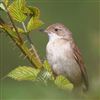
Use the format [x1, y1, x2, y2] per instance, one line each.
[43, 60, 52, 72]
[43, 60, 54, 80]
[36, 60, 53, 83]
[36, 69, 51, 83]
[22, 6, 31, 16]
[7, 66, 40, 81]
[8, 0, 27, 22]
[55, 75, 73, 91]
[27, 7, 40, 18]
[27, 17, 43, 31]
[4, 0, 9, 6]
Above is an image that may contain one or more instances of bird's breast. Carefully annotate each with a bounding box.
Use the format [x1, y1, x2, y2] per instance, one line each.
[46, 39, 82, 85]
[46, 39, 72, 63]
[46, 39, 73, 73]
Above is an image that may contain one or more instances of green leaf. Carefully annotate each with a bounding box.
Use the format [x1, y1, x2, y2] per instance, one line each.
[8, 0, 27, 22]
[4, 0, 9, 6]
[36, 60, 54, 83]
[43, 60, 52, 73]
[36, 69, 51, 83]
[7, 66, 40, 81]
[27, 7, 40, 18]
[54, 75, 73, 91]
[27, 17, 43, 31]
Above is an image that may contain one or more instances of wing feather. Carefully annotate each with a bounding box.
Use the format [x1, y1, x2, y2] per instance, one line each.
[72, 41, 89, 90]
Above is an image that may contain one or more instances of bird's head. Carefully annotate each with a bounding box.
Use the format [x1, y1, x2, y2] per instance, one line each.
[43, 23, 72, 40]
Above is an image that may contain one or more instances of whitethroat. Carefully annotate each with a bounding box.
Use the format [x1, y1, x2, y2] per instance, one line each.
[41, 23, 89, 91]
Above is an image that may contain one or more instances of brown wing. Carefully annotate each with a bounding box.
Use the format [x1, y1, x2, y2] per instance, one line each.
[72, 41, 89, 90]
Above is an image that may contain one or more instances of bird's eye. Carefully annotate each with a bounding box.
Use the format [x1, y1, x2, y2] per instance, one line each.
[55, 28, 58, 31]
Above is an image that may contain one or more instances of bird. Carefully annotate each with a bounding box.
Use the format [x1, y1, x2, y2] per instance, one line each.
[42, 23, 89, 91]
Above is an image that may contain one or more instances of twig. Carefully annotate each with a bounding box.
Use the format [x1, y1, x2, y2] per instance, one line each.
[22, 22, 33, 44]
[21, 22, 42, 64]
[1, 1, 23, 44]
[4, 29, 42, 68]
[0, 1, 42, 68]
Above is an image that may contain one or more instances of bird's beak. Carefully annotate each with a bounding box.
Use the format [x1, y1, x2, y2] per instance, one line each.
[39, 28, 45, 32]
[39, 28, 48, 33]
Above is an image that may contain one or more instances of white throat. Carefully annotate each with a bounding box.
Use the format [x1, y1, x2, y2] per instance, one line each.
[48, 32, 62, 42]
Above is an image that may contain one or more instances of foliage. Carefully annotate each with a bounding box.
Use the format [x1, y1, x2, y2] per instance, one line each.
[27, 17, 43, 32]
[7, 66, 40, 81]
[0, 0, 73, 91]
[7, 60, 73, 90]
[55, 75, 73, 91]
[8, 0, 27, 22]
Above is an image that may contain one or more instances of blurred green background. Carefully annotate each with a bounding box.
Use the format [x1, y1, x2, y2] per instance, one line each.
[0, 0, 100, 100]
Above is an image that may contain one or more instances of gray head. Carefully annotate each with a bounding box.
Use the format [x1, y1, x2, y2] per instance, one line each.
[44, 23, 72, 40]
[44, 23, 72, 35]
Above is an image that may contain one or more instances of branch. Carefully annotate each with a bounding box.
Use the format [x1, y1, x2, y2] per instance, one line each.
[4, 29, 42, 68]
[22, 22, 42, 65]
[1, 1, 23, 44]
[0, 6, 42, 68]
